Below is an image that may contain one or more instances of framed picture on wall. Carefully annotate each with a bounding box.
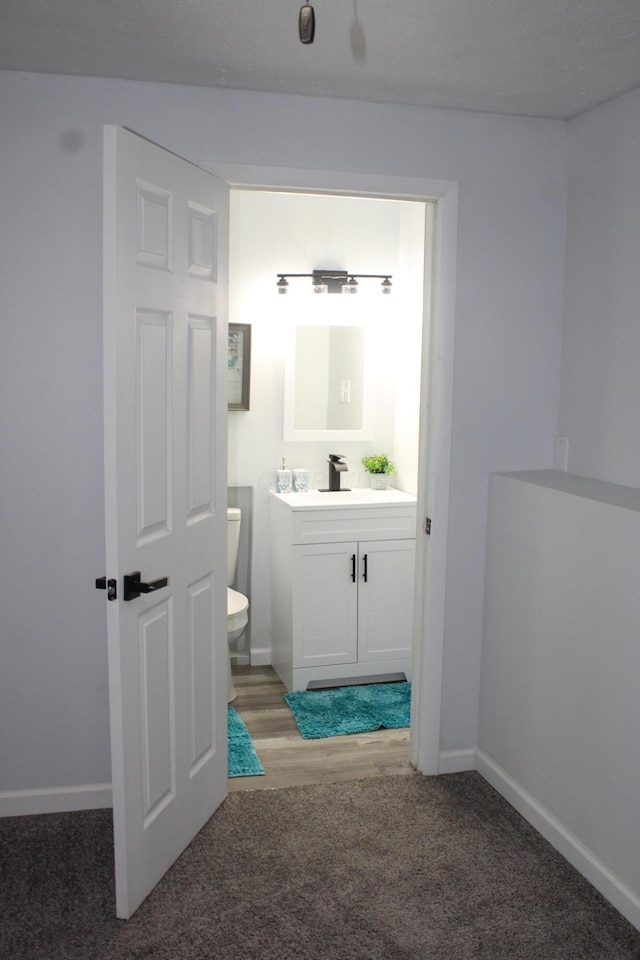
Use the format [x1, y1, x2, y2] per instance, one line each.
[228, 323, 251, 411]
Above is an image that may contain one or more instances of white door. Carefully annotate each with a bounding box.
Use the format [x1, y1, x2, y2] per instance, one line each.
[102, 126, 229, 919]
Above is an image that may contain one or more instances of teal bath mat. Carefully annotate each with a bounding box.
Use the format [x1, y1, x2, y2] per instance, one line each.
[228, 706, 264, 777]
[284, 681, 411, 739]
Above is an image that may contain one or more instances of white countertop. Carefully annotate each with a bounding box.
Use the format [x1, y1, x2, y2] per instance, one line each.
[270, 487, 417, 510]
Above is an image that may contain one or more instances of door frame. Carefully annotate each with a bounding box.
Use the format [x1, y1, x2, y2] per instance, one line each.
[205, 163, 458, 775]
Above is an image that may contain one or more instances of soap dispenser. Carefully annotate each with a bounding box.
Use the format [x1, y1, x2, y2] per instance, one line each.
[276, 457, 292, 493]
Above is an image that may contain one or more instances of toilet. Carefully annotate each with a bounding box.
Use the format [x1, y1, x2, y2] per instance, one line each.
[227, 507, 249, 703]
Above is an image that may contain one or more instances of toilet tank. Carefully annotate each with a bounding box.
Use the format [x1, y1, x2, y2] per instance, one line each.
[227, 507, 241, 586]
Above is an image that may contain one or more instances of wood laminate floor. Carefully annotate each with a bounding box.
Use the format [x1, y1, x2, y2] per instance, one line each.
[228, 665, 414, 792]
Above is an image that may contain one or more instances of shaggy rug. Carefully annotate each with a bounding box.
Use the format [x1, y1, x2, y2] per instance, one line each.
[2, 773, 640, 959]
[227, 706, 264, 777]
[284, 681, 410, 738]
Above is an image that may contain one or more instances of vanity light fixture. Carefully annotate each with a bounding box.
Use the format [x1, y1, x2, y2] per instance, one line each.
[276, 269, 392, 295]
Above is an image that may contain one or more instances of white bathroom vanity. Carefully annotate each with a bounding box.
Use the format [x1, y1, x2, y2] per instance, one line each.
[269, 488, 417, 691]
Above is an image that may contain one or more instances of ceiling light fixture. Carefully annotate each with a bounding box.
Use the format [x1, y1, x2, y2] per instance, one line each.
[299, 4, 315, 44]
[277, 269, 392, 295]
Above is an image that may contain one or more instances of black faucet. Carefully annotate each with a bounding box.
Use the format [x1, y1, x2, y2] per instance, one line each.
[320, 454, 350, 492]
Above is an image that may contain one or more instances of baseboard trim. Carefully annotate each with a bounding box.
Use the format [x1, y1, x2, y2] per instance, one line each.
[0, 783, 112, 818]
[438, 748, 476, 774]
[476, 749, 640, 932]
[250, 647, 271, 666]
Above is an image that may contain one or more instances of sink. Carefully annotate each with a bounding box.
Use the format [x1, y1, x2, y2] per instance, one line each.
[270, 487, 417, 509]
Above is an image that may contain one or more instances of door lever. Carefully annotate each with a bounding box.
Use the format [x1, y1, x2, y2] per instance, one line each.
[123, 571, 169, 602]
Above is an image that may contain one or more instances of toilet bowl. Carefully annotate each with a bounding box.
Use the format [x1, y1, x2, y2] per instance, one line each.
[227, 507, 249, 703]
[227, 587, 249, 642]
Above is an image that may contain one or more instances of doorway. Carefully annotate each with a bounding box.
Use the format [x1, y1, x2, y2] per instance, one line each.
[227, 189, 426, 788]
[213, 169, 458, 777]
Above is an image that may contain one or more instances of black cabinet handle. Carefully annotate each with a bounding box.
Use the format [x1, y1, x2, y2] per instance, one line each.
[123, 571, 169, 602]
[351, 554, 356, 582]
[362, 554, 368, 583]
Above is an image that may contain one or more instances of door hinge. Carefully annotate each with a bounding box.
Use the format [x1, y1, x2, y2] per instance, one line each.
[424, 517, 432, 535]
[96, 576, 118, 601]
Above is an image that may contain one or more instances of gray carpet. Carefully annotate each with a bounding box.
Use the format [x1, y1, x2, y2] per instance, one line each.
[2, 773, 640, 959]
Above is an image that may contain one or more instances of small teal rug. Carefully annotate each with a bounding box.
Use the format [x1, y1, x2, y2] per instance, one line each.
[284, 681, 411, 739]
[228, 706, 264, 777]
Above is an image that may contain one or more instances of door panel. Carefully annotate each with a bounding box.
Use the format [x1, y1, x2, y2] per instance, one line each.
[139, 599, 174, 823]
[188, 202, 218, 280]
[136, 309, 172, 541]
[187, 575, 215, 774]
[358, 539, 416, 661]
[187, 316, 216, 522]
[103, 126, 229, 919]
[292, 543, 358, 668]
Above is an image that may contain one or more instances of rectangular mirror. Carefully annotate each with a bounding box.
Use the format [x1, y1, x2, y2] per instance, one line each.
[284, 324, 373, 441]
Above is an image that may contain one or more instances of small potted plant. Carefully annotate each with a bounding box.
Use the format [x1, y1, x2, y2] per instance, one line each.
[361, 454, 396, 490]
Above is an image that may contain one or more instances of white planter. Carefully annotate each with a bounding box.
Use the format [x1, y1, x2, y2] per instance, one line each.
[369, 474, 389, 490]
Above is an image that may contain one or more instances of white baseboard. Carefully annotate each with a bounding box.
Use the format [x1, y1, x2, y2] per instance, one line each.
[438, 748, 477, 774]
[230, 653, 251, 666]
[0, 783, 112, 818]
[476, 750, 640, 932]
[250, 647, 271, 666]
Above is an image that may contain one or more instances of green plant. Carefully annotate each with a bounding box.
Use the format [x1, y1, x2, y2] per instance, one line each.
[361, 454, 397, 475]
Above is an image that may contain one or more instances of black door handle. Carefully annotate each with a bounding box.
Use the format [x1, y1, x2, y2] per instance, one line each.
[123, 571, 169, 602]
[362, 554, 368, 583]
[350, 554, 356, 582]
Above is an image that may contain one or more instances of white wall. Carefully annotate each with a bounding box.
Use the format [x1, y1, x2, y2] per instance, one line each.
[0, 70, 566, 804]
[480, 471, 640, 928]
[559, 87, 640, 486]
[476, 86, 640, 929]
[228, 190, 425, 662]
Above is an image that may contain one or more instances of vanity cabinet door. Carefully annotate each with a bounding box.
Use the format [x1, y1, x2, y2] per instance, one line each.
[292, 543, 359, 669]
[357, 539, 416, 663]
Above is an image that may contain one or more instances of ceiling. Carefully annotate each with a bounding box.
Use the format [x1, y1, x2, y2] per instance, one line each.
[2, 0, 640, 121]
